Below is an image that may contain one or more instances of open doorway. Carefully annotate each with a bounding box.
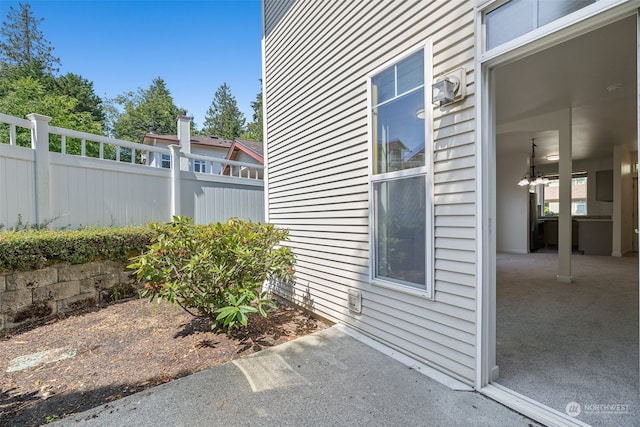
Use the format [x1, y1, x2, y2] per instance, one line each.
[492, 15, 639, 427]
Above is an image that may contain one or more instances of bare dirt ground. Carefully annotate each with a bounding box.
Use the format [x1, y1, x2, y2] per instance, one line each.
[0, 297, 326, 426]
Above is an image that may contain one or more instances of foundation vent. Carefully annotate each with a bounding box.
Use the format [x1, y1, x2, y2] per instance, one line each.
[347, 289, 362, 313]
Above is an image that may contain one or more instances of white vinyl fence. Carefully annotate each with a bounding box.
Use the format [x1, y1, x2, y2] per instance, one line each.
[0, 113, 264, 229]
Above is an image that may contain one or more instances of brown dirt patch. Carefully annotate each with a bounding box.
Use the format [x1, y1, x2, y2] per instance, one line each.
[0, 297, 326, 426]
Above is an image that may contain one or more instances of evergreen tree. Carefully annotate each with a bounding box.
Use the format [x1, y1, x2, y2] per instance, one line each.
[0, 75, 103, 150]
[203, 83, 245, 140]
[112, 77, 182, 142]
[241, 87, 262, 141]
[53, 72, 104, 123]
[0, 2, 60, 74]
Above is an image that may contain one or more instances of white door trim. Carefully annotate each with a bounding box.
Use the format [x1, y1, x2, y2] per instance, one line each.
[475, 3, 640, 425]
[636, 7, 640, 393]
[476, 0, 640, 391]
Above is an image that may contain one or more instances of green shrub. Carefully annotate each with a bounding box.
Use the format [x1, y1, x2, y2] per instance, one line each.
[128, 216, 295, 330]
[0, 227, 154, 272]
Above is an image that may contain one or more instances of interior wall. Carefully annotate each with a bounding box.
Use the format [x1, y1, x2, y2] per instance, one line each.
[496, 150, 529, 253]
[612, 145, 634, 256]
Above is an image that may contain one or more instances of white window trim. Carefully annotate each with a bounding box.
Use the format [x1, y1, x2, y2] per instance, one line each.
[194, 159, 206, 173]
[479, 0, 630, 63]
[367, 39, 434, 300]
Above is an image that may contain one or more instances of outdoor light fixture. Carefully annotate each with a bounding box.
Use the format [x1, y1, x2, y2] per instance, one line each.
[517, 138, 549, 187]
[432, 68, 466, 107]
[432, 77, 458, 105]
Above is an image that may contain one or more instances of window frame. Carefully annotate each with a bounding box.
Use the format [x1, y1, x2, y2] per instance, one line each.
[193, 159, 206, 173]
[161, 153, 171, 169]
[367, 40, 434, 299]
[478, 0, 627, 61]
[540, 171, 588, 217]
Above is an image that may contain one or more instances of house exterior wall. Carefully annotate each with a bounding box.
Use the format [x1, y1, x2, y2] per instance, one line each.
[263, 0, 477, 385]
[150, 141, 228, 174]
[191, 146, 228, 174]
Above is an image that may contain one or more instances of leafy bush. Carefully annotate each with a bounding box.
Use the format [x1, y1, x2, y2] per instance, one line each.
[0, 227, 154, 272]
[128, 216, 295, 330]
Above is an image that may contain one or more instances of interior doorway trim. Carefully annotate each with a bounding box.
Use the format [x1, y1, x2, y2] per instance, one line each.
[475, 0, 640, 424]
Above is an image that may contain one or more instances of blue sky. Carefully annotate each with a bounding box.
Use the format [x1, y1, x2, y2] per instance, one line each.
[0, 0, 263, 130]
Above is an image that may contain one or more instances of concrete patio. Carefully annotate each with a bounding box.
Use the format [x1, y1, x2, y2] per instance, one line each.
[53, 325, 536, 426]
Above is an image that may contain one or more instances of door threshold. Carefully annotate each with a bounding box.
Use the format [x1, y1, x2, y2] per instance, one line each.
[480, 383, 592, 427]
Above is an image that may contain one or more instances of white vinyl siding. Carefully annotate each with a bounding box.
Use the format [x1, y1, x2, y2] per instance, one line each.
[264, 0, 476, 385]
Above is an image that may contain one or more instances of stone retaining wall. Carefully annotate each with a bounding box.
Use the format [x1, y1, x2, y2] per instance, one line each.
[0, 261, 138, 330]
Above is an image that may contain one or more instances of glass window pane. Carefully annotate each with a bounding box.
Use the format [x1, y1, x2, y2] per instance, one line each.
[161, 154, 171, 169]
[485, 0, 596, 50]
[373, 89, 425, 174]
[542, 175, 588, 216]
[374, 176, 426, 288]
[372, 67, 395, 105]
[397, 50, 424, 95]
[538, 0, 596, 27]
[486, 0, 535, 50]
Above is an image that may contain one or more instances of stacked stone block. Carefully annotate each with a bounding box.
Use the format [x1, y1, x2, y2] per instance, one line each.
[0, 261, 137, 329]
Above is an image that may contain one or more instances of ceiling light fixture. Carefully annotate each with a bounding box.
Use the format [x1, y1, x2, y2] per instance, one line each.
[517, 138, 549, 187]
[546, 154, 559, 161]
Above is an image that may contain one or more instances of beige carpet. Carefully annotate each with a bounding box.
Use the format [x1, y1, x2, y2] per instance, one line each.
[496, 252, 639, 427]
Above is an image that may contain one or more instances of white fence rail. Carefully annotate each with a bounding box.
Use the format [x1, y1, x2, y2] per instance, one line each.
[0, 113, 264, 229]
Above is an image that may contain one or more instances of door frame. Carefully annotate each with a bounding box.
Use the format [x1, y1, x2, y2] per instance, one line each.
[475, 0, 640, 425]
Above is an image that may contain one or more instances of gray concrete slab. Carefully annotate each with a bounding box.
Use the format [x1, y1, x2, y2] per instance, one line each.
[54, 326, 536, 427]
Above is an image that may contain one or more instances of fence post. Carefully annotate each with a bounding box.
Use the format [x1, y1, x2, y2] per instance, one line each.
[169, 144, 181, 217]
[27, 113, 52, 225]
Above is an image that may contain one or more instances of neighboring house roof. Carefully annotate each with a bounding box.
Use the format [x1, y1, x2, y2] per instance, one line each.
[141, 133, 233, 149]
[222, 138, 264, 176]
[226, 138, 264, 163]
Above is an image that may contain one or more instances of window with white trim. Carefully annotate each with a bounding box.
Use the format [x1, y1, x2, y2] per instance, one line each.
[369, 43, 432, 295]
[161, 153, 171, 169]
[541, 172, 588, 216]
[194, 159, 206, 173]
[484, 0, 597, 50]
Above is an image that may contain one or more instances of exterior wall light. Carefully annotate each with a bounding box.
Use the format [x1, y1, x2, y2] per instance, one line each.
[432, 68, 466, 107]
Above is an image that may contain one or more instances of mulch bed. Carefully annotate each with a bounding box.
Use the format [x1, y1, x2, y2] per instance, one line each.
[0, 297, 326, 426]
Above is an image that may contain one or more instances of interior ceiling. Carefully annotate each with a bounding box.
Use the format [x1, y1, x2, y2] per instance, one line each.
[495, 15, 637, 165]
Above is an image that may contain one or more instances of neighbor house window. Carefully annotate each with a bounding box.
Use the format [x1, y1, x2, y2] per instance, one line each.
[542, 172, 588, 216]
[194, 159, 206, 173]
[484, 0, 596, 50]
[369, 42, 432, 296]
[161, 153, 171, 169]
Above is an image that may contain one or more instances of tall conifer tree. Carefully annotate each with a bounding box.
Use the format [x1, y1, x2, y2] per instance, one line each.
[203, 83, 245, 140]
